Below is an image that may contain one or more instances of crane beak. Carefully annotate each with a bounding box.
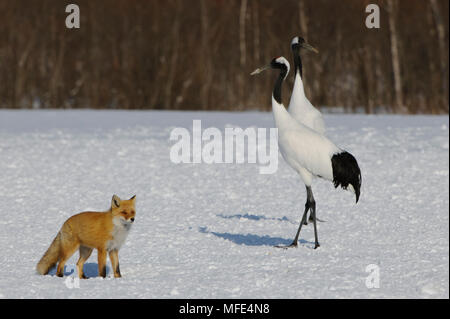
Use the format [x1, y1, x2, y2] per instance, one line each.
[250, 64, 271, 76]
[301, 42, 319, 54]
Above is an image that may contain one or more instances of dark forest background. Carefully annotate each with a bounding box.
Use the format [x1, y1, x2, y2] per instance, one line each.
[0, 0, 448, 113]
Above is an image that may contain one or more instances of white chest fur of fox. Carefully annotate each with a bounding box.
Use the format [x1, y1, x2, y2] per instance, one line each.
[107, 217, 132, 251]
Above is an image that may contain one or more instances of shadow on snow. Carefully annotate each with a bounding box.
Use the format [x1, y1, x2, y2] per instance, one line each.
[216, 213, 295, 224]
[199, 226, 313, 247]
[47, 263, 110, 277]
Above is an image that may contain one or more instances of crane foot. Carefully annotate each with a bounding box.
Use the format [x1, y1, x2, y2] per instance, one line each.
[274, 242, 298, 249]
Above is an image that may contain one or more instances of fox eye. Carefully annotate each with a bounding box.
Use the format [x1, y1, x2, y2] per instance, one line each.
[121, 211, 128, 215]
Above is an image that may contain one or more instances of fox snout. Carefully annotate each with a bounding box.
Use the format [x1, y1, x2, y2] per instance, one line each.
[123, 215, 135, 223]
[120, 216, 134, 225]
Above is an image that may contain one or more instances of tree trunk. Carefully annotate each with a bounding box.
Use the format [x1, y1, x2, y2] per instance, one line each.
[239, 0, 248, 67]
[164, 0, 181, 109]
[429, 0, 449, 111]
[252, 0, 260, 65]
[14, 36, 34, 108]
[426, 3, 439, 113]
[298, 0, 308, 37]
[200, 0, 212, 110]
[238, 0, 248, 110]
[364, 47, 375, 114]
[387, 0, 405, 113]
[298, 0, 312, 99]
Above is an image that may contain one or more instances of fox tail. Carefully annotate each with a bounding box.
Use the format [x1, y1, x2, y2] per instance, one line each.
[36, 232, 61, 275]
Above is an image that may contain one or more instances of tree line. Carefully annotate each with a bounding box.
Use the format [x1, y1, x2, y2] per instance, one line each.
[0, 0, 448, 113]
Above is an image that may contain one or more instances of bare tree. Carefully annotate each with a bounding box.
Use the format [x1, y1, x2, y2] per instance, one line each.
[429, 0, 449, 110]
[199, 0, 213, 110]
[387, 0, 406, 112]
[297, 0, 313, 99]
[237, 0, 248, 110]
[163, 0, 182, 109]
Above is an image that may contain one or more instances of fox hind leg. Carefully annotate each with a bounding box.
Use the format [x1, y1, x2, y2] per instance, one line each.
[56, 241, 79, 277]
[76, 246, 93, 279]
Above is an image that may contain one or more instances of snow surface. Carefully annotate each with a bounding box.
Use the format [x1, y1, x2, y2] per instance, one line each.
[0, 110, 448, 299]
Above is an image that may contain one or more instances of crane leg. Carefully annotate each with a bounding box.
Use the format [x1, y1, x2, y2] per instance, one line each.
[303, 187, 312, 225]
[306, 187, 325, 224]
[291, 200, 311, 245]
[310, 199, 320, 249]
[306, 187, 320, 248]
[275, 186, 318, 249]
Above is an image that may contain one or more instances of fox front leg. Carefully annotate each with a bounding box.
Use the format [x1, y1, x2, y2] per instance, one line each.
[109, 249, 121, 278]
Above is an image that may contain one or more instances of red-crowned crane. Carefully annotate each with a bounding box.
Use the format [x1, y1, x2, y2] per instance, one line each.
[251, 57, 361, 249]
[288, 36, 325, 225]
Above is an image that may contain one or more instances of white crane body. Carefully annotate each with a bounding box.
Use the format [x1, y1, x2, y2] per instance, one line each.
[273, 98, 338, 185]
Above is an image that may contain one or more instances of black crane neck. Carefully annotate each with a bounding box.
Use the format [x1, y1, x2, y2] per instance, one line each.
[273, 67, 288, 105]
[293, 48, 303, 78]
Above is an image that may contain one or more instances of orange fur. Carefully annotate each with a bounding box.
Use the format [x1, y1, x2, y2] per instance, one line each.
[36, 195, 136, 279]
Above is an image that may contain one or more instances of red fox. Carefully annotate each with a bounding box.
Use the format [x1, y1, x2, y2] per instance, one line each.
[36, 195, 136, 279]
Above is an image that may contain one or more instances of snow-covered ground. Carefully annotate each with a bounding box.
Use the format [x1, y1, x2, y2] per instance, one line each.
[0, 110, 448, 299]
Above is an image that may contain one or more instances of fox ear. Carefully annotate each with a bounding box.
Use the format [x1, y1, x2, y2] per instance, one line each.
[112, 195, 121, 208]
[129, 195, 136, 202]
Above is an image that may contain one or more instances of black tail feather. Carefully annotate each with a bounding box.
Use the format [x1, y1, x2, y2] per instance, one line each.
[331, 151, 361, 203]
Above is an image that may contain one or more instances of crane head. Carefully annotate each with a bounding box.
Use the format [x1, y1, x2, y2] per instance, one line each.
[291, 36, 319, 54]
[251, 57, 290, 79]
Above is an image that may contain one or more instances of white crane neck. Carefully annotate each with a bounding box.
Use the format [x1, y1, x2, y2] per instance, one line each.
[272, 96, 297, 130]
[293, 72, 306, 97]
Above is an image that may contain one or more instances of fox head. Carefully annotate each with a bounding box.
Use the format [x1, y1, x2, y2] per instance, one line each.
[111, 195, 136, 226]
